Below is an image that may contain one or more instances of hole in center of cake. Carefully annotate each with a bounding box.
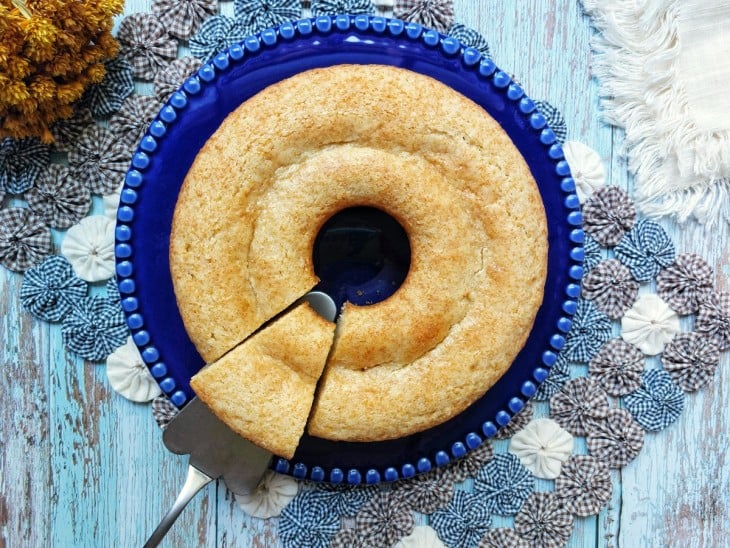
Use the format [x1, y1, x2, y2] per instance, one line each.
[313, 206, 411, 308]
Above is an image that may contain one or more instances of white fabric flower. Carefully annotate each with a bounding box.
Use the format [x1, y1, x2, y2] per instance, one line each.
[106, 337, 161, 402]
[394, 525, 445, 548]
[508, 418, 574, 480]
[61, 215, 115, 282]
[103, 183, 123, 220]
[621, 293, 680, 355]
[563, 141, 605, 203]
[234, 471, 298, 519]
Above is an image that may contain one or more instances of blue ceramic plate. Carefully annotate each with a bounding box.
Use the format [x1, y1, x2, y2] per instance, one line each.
[115, 15, 584, 485]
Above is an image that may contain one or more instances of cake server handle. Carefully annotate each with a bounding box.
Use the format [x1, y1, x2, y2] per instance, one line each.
[143, 464, 214, 548]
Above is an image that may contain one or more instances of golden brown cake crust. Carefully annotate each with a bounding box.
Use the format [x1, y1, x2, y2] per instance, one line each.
[172, 64, 548, 443]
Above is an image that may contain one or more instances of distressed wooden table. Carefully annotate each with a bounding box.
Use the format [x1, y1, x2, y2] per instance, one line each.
[2, 1, 728, 546]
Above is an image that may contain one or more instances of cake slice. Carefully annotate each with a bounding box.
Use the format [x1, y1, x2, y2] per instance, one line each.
[190, 302, 336, 459]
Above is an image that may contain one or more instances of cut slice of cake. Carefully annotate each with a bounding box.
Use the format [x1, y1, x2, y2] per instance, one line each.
[190, 302, 336, 459]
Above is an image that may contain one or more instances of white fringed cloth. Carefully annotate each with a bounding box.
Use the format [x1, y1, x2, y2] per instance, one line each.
[581, 0, 730, 226]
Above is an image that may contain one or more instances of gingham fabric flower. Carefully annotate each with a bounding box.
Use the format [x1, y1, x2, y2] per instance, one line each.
[621, 294, 680, 355]
[444, 440, 494, 483]
[583, 233, 602, 272]
[154, 56, 203, 103]
[117, 13, 179, 81]
[695, 291, 730, 351]
[0, 137, 50, 195]
[106, 337, 162, 402]
[535, 101, 568, 144]
[0, 208, 52, 272]
[581, 259, 639, 319]
[430, 491, 492, 548]
[280, 490, 340, 548]
[615, 219, 675, 282]
[662, 332, 721, 392]
[588, 338, 644, 397]
[563, 141, 605, 202]
[62, 295, 128, 361]
[534, 355, 571, 402]
[508, 418, 574, 480]
[329, 528, 367, 548]
[152, 0, 218, 40]
[152, 395, 179, 428]
[550, 376, 609, 437]
[109, 95, 163, 147]
[478, 528, 529, 548]
[394, 0, 454, 33]
[20, 255, 88, 322]
[393, 467, 455, 514]
[475, 453, 534, 516]
[81, 57, 135, 119]
[394, 526, 445, 548]
[235, 470, 298, 518]
[26, 165, 91, 229]
[656, 254, 714, 315]
[309, 483, 377, 518]
[448, 23, 491, 57]
[514, 492, 573, 548]
[235, 0, 301, 33]
[106, 277, 121, 306]
[355, 492, 414, 547]
[61, 216, 116, 282]
[582, 186, 636, 247]
[190, 15, 250, 61]
[624, 369, 684, 432]
[586, 408, 644, 469]
[69, 126, 132, 195]
[555, 455, 611, 517]
[562, 299, 612, 363]
[311, 0, 375, 16]
[50, 109, 94, 153]
[493, 402, 533, 440]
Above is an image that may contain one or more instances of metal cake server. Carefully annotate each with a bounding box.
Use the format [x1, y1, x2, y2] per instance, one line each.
[143, 291, 338, 548]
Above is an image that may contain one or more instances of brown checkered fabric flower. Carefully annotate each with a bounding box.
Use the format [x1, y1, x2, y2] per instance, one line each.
[393, 467, 455, 513]
[109, 96, 163, 147]
[26, 165, 91, 229]
[589, 338, 644, 397]
[355, 492, 414, 547]
[394, 0, 454, 32]
[154, 57, 203, 103]
[117, 13, 179, 80]
[50, 109, 95, 153]
[329, 528, 362, 548]
[0, 208, 52, 272]
[479, 528, 529, 548]
[69, 126, 133, 195]
[152, 395, 179, 428]
[662, 332, 721, 392]
[495, 401, 533, 440]
[586, 408, 643, 469]
[514, 492, 574, 548]
[582, 186, 637, 247]
[444, 440, 494, 483]
[656, 254, 714, 315]
[696, 291, 730, 351]
[581, 259, 639, 319]
[550, 377, 609, 437]
[555, 455, 611, 517]
[152, 0, 218, 40]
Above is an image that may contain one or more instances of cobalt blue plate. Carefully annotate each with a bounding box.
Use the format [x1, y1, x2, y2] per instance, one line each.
[115, 15, 584, 485]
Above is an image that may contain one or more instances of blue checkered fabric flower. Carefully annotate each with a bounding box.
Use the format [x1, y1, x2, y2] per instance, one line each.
[583, 234, 602, 273]
[430, 491, 491, 547]
[190, 15, 251, 61]
[624, 369, 684, 432]
[311, 0, 375, 16]
[106, 277, 121, 306]
[444, 439, 494, 483]
[535, 101, 567, 144]
[309, 483, 377, 518]
[475, 453, 534, 516]
[61, 295, 129, 361]
[81, 57, 135, 119]
[448, 23, 491, 57]
[534, 354, 571, 401]
[514, 492, 574, 548]
[354, 492, 414, 547]
[20, 255, 88, 322]
[0, 137, 50, 195]
[235, 0, 300, 33]
[562, 298, 612, 363]
[615, 219, 675, 283]
[550, 376, 609, 437]
[393, 467, 455, 514]
[394, 0, 454, 33]
[0, 208, 52, 273]
[280, 490, 340, 548]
